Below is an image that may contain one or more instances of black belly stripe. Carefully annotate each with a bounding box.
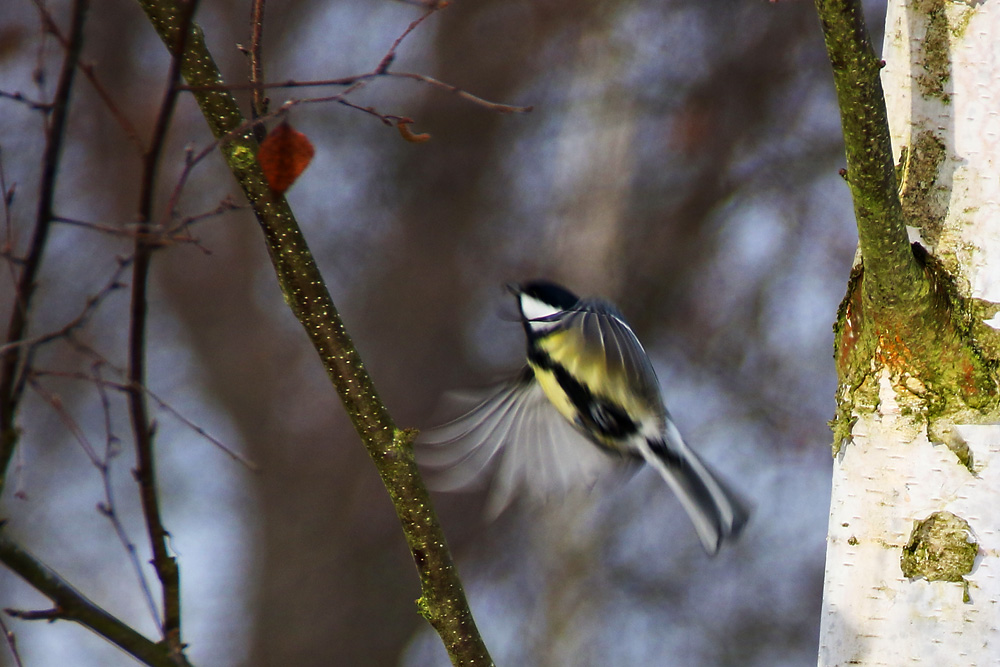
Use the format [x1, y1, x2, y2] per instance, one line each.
[529, 346, 638, 440]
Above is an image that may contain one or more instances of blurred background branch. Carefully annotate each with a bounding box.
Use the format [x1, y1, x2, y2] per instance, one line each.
[0, 0, 88, 495]
[0, 529, 185, 667]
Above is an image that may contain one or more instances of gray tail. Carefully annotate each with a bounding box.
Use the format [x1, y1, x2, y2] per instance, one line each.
[639, 425, 749, 555]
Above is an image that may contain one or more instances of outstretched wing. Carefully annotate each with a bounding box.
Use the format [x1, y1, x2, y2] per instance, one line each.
[417, 369, 621, 516]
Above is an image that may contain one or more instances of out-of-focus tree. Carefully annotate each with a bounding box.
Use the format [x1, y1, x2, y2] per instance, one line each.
[815, 0, 1000, 663]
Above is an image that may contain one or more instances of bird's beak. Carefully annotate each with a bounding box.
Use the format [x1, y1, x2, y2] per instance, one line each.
[505, 282, 522, 296]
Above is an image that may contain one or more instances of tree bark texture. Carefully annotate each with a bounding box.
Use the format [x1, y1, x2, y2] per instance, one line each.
[819, 2, 1000, 664]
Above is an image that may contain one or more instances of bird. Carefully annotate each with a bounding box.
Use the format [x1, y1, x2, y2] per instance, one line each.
[417, 280, 749, 554]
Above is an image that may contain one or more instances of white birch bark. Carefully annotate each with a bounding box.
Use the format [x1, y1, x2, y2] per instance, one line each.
[818, 1, 1000, 664]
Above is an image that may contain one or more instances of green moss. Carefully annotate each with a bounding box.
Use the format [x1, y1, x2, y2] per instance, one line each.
[225, 143, 257, 170]
[415, 595, 432, 621]
[831, 250, 1000, 457]
[916, 0, 952, 103]
[926, 421, 974, 471]
[899, 131, 947, 244]
[950, 5, 975, 40]
[900, 511, 977, 584]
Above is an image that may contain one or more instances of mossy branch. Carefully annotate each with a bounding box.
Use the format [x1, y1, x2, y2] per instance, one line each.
[134, 1, 494, 664]
[818, 0, 998, 447]
[814, 0, 926, 313]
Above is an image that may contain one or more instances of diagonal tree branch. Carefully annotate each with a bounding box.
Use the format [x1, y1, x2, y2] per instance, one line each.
[135, 1, 494, 664]
[0, 529, 184, 667]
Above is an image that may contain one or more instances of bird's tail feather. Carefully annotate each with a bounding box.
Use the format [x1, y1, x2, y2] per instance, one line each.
[638, 422, 749, 555]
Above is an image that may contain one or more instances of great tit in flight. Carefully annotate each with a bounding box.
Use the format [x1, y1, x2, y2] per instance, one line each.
[419, 280, 749, 554]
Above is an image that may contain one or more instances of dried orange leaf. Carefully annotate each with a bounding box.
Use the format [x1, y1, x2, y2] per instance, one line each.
[396, 119, 431, 144]
[258, 122, 315, 194]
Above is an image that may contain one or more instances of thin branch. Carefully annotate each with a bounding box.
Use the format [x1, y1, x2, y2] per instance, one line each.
[387, 71, 534, 114]
[0, 613, 24, 667]
[375, 3, 443, 74]
[142, 385, 258, 470]
[30, 0, 146, 154]
[135, 0, 495, 663]
[94, 361, 163, 629]
[0, 256, 130, 359]
[76, 60, 147, 154]
[28, 379, 101, 466]
[0, 90, 50, 111]
[128, 1, 198, 660]
[32, 368, 257, 470]
[248, 0, 267, 143]
[0, 530, 188, 667]
[51, 215, 144, 238]
[0, 0, 89, 497]
[176, 4, 532, 117]
[1, 147, 18, 288]
[18, 372, 164, 622]
[179, 72, 533, 114]
[161, 3, 526, 229]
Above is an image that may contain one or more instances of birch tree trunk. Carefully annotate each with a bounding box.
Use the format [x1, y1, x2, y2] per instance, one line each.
[818, 1, 1000, 664]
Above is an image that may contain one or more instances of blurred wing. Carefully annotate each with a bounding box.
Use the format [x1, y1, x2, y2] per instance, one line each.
[417, 370, 617, 516]
[551, 302, 664, 417]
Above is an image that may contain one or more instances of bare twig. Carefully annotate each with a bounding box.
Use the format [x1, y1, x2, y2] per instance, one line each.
[28, 379, 101, 466]
[1, 147, 17, 287]
[30, 0, 146, 154]
[5, 608, 62, 622]
[0, 256, 130, 359]
[164, 196, 242, 242]
[77, 60, 146, 154]
[375, 4, 441, 74]
[32, 368, 256, 469]
[17, 373, 163, 619]
[177, 3, 531, 117]
[51, 215, 143, 238]
[179, 72, 533, 114]
[0, 530, 187, 667]
[0, 613, 24, 667]
[93, 362, 162, 629]
[0, 0, 89, 497]
[161, 3, 527, 228]
[0, 90, 50, 111]
[127, 1, 198, 660]
[386, 71, 533, 114]
[248, 0, 268, 143]
[142, 385, 258, 470]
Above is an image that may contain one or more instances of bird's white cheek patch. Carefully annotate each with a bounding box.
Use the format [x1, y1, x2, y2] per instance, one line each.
[519, 294, 562, 323]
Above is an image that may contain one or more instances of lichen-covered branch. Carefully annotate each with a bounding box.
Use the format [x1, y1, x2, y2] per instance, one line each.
[134, 1, 493, 664]
[0, 529, 189, 667]
[814, 0, 924, 307]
